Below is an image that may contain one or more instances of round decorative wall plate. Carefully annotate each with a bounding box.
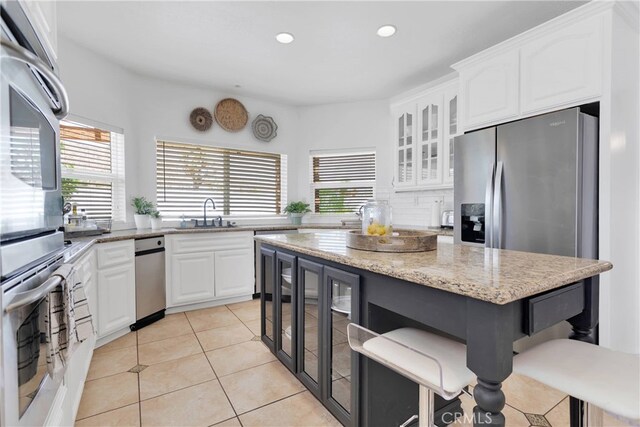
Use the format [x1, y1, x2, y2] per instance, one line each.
[189, 107, 213, 131]
[214, 98, 248, 132]
[252, 114, 278, 142]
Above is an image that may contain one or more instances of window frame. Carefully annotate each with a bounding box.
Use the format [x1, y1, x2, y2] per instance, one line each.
[309, 149, 376, 214]
[60, 116, 126, 222]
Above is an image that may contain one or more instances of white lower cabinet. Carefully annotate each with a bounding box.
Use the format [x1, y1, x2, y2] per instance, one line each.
[95, 240, 136, 338]
[169, 252, 216, 305]
[214, 248, 254, 297]
[166, 231, 254, 308]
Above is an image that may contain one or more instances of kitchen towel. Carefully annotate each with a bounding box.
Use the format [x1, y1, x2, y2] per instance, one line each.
[45, 264, 94, 375]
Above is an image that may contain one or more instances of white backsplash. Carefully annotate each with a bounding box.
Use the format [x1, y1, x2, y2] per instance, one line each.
[377, 186, 454, 228]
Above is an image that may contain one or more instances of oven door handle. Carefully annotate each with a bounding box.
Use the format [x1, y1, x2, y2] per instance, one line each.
[1, 37, 70, 119]
[5, 275, 63, 313]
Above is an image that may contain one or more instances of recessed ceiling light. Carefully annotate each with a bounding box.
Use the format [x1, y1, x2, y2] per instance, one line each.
[276, 32, 294, 44]
[234, 84, 241, 88]
[377, 25, 397, 38]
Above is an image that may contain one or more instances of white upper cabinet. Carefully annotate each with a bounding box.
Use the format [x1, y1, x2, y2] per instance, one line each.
[417, 94, 443, 185]
[443, 86, 460, 185]
[393, 105, 416, 188]
[458, 50, 520, 130]
[391, 77, 459, 190]
[520, 15, 604, 114]
[453, 6, 607, 131]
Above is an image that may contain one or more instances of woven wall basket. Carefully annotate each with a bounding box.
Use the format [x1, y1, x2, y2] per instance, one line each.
[214, 98, 248, 132]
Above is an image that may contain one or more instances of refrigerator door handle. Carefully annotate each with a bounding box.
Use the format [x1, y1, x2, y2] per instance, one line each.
[484, 163, 495, 248]
[493, 161, 504, 249]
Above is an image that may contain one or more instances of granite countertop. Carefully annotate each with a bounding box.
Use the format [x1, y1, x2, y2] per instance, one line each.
[68, 224, 454, 245]
[254, 231, 613, 305]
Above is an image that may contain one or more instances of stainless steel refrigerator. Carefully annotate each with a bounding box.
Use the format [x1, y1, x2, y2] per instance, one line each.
[454, 107, 598, 347]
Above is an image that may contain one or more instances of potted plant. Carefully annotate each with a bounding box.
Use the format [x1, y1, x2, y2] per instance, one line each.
[284, 201, 311, 225]
[131, 196, 154, 230]
[150, 210, 163, 231]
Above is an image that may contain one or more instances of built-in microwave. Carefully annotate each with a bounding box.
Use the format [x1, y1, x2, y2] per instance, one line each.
[1, 1, 69, 280]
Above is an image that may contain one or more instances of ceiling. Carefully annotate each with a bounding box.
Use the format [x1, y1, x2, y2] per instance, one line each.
[57, 1, 586, 106]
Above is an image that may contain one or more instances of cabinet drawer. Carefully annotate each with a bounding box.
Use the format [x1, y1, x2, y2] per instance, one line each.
[169, 231, 253, 254]
[524, 282, 584, 335]
[96, 240, 134, 270]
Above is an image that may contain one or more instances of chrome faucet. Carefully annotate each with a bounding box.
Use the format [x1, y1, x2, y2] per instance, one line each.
[203, 198, 216, 226]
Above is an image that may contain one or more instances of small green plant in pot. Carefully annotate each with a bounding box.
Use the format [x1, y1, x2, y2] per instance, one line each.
[284, 201, 311, 225]
[150, 210, 163, 231]
[131, 196, 154, 230]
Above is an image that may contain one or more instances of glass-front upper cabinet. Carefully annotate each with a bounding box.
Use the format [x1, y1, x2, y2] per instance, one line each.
[391, 78, 459, 190]
[418, 94, 443, 185]
[443, 85, 460, 185]
[393, 105, 416, 188]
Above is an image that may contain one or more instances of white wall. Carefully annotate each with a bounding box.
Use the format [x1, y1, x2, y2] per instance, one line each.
[57, 36, 300, 224]
[56, 36, 139, 212]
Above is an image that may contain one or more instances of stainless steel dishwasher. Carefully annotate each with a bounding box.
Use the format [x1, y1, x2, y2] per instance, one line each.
[131, 236, 166, 330]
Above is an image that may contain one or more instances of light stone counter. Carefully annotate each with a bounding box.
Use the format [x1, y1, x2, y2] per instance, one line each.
[254, 231, 612, 305]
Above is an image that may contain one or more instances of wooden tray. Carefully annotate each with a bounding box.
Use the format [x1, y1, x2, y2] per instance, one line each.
[346, 229, 437, 253]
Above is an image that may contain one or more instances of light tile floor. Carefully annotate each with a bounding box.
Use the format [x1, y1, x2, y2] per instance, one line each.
[76, 299, 626, 427]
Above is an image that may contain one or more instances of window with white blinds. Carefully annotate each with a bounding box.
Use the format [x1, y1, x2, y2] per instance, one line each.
[310, 151, 376, 213]
[156, 140, 287, 218]
[60, 121, 126, 221]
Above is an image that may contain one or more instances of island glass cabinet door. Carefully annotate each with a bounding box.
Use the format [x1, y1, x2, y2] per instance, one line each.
[260, 247, 276, 352]
[275, 252, 296, 372]
[297, 258, 323, 399]
[323, 266, 360, 427]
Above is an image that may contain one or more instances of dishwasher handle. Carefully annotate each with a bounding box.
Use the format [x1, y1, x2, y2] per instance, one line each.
[135, 247, 165, 257]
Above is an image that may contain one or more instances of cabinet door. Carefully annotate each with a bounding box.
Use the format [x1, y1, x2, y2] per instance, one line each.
[443, 86, 460, 185]
[260, 248, 276, 352]
[324, 266, 360, 426]
[297, 258, 324, 398]
[214, 248, 254, 298]
[460, 50, 519, 130]
[275, 252, 296, 372]
[97, 264, 135, 337]
[520, 15, 603, 114]
[393, 105, 416, 187]
[417, 94, 443, 185]
[168, 253, 215, 307]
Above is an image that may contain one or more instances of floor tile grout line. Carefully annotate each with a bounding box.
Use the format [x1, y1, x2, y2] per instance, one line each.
[544, 395, 568, 416]
[193, 316, 242, 421]
[215, 358, 280, 379]
[136, 331, 143, 427]
[234, 388, 309, 418]
[139, 377, 218, 403]
[75, 402, 140, 422]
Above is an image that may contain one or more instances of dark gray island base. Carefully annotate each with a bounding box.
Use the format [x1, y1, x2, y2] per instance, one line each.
[256, 232, 612, 427]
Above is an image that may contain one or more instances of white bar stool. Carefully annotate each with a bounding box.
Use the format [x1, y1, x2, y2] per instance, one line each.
[513, 339, 640, 426]
[347, 323, 475, 427]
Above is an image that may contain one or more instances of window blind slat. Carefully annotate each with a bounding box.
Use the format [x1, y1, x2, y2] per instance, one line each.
[156, 140, 284, 218]
[311, 152, 375, 213]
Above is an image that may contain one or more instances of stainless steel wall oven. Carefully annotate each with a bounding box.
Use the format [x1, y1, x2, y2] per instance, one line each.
[1, 2, 70, 426]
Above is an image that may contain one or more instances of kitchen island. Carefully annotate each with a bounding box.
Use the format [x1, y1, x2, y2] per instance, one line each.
[255, 231, 612, 427]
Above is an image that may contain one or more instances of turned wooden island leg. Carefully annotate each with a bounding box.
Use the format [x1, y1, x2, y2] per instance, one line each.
[466, 299, 515, 427]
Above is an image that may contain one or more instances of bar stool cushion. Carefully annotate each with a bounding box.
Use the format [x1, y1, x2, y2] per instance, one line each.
[513, 339, 640, 422]
[362, 328, 474, 396]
